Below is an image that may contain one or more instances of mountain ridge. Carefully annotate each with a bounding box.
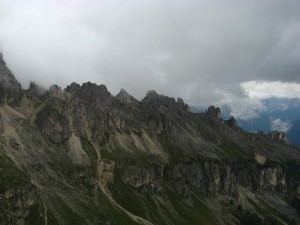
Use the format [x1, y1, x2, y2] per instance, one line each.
[1, 53, 300, 225]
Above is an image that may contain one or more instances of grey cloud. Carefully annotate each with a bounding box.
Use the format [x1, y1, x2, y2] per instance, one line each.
[0, 0, 300, 109]
[256, 24, 300, 82]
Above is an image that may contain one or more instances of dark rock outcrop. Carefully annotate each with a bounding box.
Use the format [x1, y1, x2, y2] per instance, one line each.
[226, 116, 239, 130]
[206, 106, 222, 120]
[0, 53, 21, 105]
[4, 185, 38, 221]
[35, 98, 71, 142]
[119, 160, 293, 199]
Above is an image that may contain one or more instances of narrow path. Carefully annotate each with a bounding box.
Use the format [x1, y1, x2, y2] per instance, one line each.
[85, 117, 154, 225]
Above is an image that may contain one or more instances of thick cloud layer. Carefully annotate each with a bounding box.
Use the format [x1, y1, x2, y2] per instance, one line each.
[0, 0, 299, 117]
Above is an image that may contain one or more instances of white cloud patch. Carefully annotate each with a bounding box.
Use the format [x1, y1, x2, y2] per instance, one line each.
[271, 118, 291, 132]
[217, 91, 266, 120]
[241, 81, 300, 99]
[228, 80, 300, 120]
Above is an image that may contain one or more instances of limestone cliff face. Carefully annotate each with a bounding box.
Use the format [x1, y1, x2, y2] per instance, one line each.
[118, 160, 297, 198]
[33, 83, 192, 149]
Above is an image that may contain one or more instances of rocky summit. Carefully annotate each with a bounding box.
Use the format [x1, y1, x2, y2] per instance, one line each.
[1, 54, 300, 225]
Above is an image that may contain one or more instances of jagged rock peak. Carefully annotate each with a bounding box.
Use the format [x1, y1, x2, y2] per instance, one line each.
[82, 81, 104, 87]
[115, 88, 138, 104]
[0, 53, 19, 86]
[269, 131, 290, 144]
[177, 97, 184, 104]
[0, 53, 21, 104]
[142, 90, 162, 103]
[145, 90, 159, 98]
[81, 82, 112, 99]
[118, 88, 127, 94]
[65, 82, 113, 105]
[79, 82, 110, 94]
[49, 84, 63, 98]
[177, 97, 190, 112]
[49, 84, 60, 90]
[66, 82, 80, 93]
[206, 106, 222, 120]
[0, 52, 5, 66]
[28, 81, 46, 95]
[226, 116, 238, 129]
[66, 82, 110, 94]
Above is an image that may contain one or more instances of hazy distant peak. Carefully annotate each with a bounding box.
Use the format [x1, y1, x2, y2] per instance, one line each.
[177, 97, 184, 104]
[0, 52, 7, 69]
[0, 53, 19, 87]
[146, 90, 158, 97]
[0, 53, 21, 104]
[28, 81, 46, 95]
[119, 88, 128, 95]
[115, 88, 138, 104]
[142, 90, 161, 102]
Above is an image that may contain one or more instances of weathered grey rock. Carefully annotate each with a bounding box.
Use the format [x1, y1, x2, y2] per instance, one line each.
[35, 98, 71, 142]
[206, 105, 222, 120]
[119, 164, 162, 194]
[117, 159, 298, 204]
[115, 89, 138, 104]
[269, 131, 290, 144]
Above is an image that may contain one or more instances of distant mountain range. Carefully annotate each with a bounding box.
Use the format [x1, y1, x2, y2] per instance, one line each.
[190, 98, 300, 147]
[236, 98, 300, 148]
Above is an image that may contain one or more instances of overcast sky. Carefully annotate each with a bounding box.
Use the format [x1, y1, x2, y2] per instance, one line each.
[0, 0, 300, 119]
